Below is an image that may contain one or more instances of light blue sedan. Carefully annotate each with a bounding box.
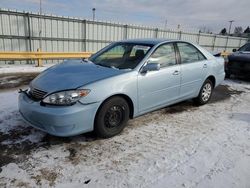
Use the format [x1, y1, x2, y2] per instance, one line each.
[18, 39, 225, 138]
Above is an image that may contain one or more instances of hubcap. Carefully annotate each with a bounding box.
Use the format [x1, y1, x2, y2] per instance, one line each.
[201, 83, 212, 102]
[104, 105, 124, 128]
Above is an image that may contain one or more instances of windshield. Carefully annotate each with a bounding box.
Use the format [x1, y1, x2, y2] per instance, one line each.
[238, 43, 250, 52]
[90, 43, 152, 69]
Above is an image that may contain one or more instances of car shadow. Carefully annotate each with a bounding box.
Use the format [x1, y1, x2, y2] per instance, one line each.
[164, 84, 243, 114]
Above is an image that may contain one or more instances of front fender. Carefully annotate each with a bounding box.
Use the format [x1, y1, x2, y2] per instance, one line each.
[78, 71, 138, 115]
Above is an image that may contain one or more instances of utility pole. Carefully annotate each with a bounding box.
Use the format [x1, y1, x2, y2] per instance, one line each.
[177, 24, 181, 30]
[228, 20, 235, 34]
[39, 0, 42, 50]
[37, 0, 43, 66]
[92, 8, 96, 21]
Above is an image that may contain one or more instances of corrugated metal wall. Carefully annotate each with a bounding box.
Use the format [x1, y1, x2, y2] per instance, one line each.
[0, 9, 248, 64]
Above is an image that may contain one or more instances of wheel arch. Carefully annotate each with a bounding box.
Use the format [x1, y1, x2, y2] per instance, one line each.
[96, 94, 135, 119]
[206, 75, 216, 88]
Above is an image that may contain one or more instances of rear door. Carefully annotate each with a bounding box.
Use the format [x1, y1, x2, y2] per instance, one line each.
[176, 42, 208, 98]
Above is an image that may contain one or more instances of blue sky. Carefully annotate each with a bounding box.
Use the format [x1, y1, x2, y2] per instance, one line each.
[0, 0, 249, 33]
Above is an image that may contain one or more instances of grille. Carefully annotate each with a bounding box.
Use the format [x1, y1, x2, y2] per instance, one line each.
[30, 87, 47, 100]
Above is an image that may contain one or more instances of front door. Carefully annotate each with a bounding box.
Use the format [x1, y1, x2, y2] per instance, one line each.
[138, 43, 181, 112]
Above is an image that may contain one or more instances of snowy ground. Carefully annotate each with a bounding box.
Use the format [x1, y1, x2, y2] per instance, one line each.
[0, 78, 250, 188]
[0, 64, 53, 74]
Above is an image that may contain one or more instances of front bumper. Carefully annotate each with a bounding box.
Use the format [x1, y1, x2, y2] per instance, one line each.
[18, 92, 100, 137]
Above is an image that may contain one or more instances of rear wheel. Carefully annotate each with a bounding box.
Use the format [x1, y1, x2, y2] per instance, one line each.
[94, 97, 129, 138]
[194, 79, 213, 105]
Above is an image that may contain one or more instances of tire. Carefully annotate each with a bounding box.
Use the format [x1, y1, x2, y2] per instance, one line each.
[194, 79, 213, 105]
[94, 96, 130, 138]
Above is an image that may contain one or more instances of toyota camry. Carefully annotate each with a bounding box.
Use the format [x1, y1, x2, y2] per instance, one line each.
[19, 39, 225, 138]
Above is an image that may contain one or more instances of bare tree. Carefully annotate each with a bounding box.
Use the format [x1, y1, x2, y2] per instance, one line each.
[234, 27, 243, 34]
[232, 26, 243, 37]
[199, 26, 212, 34]
[244, 26, 250, 33]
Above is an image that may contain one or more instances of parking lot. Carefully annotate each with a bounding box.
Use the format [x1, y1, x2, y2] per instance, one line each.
[0, 77, 249, 188]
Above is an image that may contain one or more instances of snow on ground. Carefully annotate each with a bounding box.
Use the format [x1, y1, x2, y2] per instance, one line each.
[0, 64, 53, 74]
[0, 79, 250, 188]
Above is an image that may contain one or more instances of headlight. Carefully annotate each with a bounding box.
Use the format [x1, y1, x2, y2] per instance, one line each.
[42, 89, 90, 105]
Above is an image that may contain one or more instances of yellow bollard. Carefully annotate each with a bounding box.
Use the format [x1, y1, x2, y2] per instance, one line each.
[36, 48, 43, 67]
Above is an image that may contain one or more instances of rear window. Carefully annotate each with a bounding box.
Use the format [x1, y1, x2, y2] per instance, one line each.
[238, 43, 250, 52]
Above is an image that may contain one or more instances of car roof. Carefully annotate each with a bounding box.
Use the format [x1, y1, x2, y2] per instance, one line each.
[118, 38, 178, 46]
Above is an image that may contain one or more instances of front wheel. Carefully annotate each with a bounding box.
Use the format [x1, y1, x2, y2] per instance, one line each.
[94, 97, 130, 138]
[194, 79, 213, 105]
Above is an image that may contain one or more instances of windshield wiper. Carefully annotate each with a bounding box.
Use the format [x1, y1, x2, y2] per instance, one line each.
[95, 63, 112, 68]
[111, 66, 119, 70]
[95, 63, 121, 70]
[82, 59, 94, 64]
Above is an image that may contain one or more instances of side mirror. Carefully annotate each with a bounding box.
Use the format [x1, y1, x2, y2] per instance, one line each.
[141, 63, 160, 73]
[232, 49, 237, 52]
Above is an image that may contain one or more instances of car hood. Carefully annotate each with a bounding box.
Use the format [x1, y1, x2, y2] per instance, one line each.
[31, 60, 123, 93]
[228, 51, 250, 62]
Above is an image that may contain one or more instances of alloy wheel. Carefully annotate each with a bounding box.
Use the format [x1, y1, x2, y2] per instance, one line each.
[201, 83, 212, 102]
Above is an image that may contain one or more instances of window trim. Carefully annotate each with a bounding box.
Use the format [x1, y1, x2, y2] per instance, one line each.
[175, 42, 207, 64]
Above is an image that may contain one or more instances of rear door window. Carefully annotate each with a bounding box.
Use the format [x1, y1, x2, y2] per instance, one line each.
[177, 43, 206, 64]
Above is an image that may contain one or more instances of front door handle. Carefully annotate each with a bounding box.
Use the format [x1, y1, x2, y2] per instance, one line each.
[173, 70, 179, 75]
[203, 64, 207, 68]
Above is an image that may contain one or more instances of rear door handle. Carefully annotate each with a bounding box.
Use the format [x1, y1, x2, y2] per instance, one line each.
[173, 70, 179, 75]
[203, 64, 207, 68]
